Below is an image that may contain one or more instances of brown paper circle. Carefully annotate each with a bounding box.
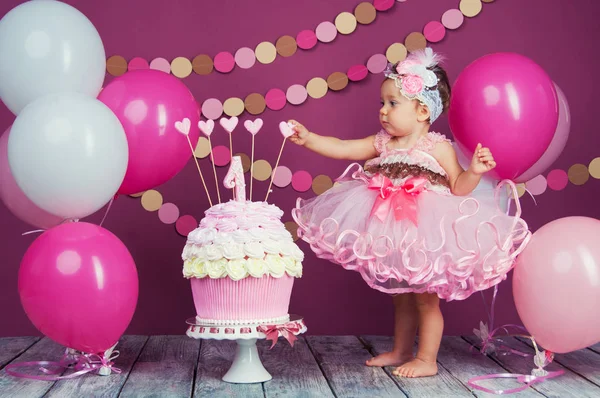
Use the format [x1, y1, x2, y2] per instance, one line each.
[223, 97, 245, 117]
[141, 190, 163, 211]
[355, 2, 376, 24]
[171, 57, 193, 78]
[568, 163, 590, 185]
[252, 160, 272, 181]
[284, 221, 299, 241]
[306, 77, 328, 99]
[335, 12, 357, 35]
[482, 0, 494, 2]
[129, 191, 145, 198]
[386, 43, 408, 63]
[405, 32, 427, 52]
[460, 0, 483, 18]
[194, 137, 211, 158]
[255, 42, 277, 64]
[589, 157, 600, 179]
[275, 35, 298, 57]
[192, 54, 214, 75]
[312, 175, 334, 195]
[106, 55, 128, 76]
[244, 93, 266, 115]
[234, 153, 252, 173]
[327, 72, 349, 91]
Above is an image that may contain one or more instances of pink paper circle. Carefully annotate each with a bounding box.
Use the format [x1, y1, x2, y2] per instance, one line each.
[286, 84, 308, 105]
[176, 215, 198, 237]
[296, 30, 317, 50]
[235, 47, 256, 69]
[442, 9, 464, 30]
[423, 21, 446, 43]
[214, 52, 235, 73]
[367, 54, 388, 74]
[546, 169, 568, 191]
[202, 98, 223, 120]
[347, 65, 368, 82]
[158, 203, 180, 224]
[373, 0, 394, 11]
[315, 21, 337, 43]
[265, 89, 287, 111]
[211, 145, 231, 166]
[128, 57, 149, 71]
[525, 175, 548, 196]
[292, 170, 313, 192]
[273, 166, 293, 188]
[149, 57, 171, 73]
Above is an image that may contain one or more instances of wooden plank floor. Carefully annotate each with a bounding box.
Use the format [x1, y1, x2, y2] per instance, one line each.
[1, 335, 599, 397]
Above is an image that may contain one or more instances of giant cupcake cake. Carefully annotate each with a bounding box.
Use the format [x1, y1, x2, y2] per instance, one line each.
[181, 157, 304, 325]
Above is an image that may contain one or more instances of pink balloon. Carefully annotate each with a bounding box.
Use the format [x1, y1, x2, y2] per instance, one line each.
[98, 70, 200, 195]
[513, 217, 600, 353]
[448, 53, 558, 180]
[19, 222, 139, 353]
[0, 126, 63, 229]
[515, 83, 570, 182]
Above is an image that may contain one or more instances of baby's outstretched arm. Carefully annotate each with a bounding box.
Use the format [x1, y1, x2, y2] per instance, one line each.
[433, 141, 496, 196]
[288, 120, 378, 161]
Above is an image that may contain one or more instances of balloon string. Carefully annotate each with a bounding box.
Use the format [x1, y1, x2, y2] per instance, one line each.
[99, 197, 115, 227]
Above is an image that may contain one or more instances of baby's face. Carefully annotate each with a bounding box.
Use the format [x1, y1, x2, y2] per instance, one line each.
[379, 79, 421, 137]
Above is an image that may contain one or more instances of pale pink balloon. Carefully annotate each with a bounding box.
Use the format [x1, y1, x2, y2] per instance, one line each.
[515, 83, 570, 182]
[513, 217, 600, 353]
[0, 126, 63, 229]
[19, 222, 139, 353]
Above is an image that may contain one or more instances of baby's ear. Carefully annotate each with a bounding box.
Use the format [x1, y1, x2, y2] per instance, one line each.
[417, 103, 430, 122]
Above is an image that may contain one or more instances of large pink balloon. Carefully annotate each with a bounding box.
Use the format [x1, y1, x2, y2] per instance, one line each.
[98, 70, 200, 195]
[449, 53, 558, 180]
[0, 126, 63, 229]
[513, 217, 600, 353]
[19, 222, 139, 353]
[515, 83, 570, 182]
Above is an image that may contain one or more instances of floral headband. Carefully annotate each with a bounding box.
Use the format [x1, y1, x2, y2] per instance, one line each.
[383, 47, 444, 123]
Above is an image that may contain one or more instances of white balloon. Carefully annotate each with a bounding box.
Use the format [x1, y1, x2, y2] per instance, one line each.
[8, 93, 128, 219]
[0, 1, 105, 115]
[452, 141, 509, 213]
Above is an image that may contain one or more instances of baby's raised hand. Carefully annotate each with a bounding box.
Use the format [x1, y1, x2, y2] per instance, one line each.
[288, 120, 310, 145]
[469, 143, 496, 175]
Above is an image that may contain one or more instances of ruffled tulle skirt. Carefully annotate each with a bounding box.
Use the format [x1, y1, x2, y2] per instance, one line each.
[292, 165, 530, 301]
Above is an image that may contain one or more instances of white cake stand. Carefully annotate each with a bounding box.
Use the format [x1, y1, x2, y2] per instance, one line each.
[185, 314, 306, 383]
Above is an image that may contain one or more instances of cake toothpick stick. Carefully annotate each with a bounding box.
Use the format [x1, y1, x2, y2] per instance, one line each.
[175, 118, 213, 207]
[243, 118, 264, 201]
[265, 121, 294, 202]
[198, 120, 221, 204]
[220, 116, 239, 200]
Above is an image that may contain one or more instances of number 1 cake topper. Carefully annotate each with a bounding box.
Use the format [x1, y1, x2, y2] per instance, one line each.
[224, 156, 246, 202]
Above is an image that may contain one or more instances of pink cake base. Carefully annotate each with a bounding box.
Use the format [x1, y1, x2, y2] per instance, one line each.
[190, 275, 294, 321]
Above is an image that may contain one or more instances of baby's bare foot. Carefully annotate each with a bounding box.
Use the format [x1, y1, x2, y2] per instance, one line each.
[392, 358, 438, 378]
[365, 352, 413, 367]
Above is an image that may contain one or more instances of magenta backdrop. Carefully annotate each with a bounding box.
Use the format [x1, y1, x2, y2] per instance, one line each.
[1, 0, 598, 337]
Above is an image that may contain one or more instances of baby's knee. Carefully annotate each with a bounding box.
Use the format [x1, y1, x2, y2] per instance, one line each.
[414, 293, 439, 310]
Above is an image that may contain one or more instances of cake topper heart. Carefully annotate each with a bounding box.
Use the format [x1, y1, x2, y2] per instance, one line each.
[174, 118, 191, 135]
[244, 118, 263, 135]
[279, 121, 295, 138]
[219, 116, 239, 133]
[198, 119, 214, 137]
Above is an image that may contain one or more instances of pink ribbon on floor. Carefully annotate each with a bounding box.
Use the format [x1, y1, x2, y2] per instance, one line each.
[258, 322, 302, 349]
[368, 174, 427, 225]
[5, 348, 121, 380]
[468, 369, 565, 395]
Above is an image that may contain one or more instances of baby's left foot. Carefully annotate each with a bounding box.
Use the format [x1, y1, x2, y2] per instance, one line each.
[392, 358, 438, 378]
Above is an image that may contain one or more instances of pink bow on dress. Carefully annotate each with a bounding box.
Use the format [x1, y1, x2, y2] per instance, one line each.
[368, 174, 427, 226]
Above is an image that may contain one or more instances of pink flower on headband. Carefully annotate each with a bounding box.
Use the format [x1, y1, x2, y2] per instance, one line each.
[401, 75, 423, 96]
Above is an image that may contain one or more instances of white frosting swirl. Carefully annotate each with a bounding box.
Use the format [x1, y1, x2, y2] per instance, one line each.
[265, 254, 286, 278]
[246, 258, 268, 277]
[261, 239, 282, 254]
[225, 259, 248, 281]
[244, 242, 265, 259]
[204, 245, 223, 261]
[222, 243, 244, 260]
[206, 258, 227, 278]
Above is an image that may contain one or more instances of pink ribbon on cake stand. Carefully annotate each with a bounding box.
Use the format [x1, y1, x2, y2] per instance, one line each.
[258, 321, 302, 349]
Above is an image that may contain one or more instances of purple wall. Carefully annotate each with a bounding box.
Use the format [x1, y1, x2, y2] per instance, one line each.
[1, 0, 598, 337]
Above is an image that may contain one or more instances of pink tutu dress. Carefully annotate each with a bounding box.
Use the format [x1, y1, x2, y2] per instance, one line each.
[292, 130, 530, 301]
